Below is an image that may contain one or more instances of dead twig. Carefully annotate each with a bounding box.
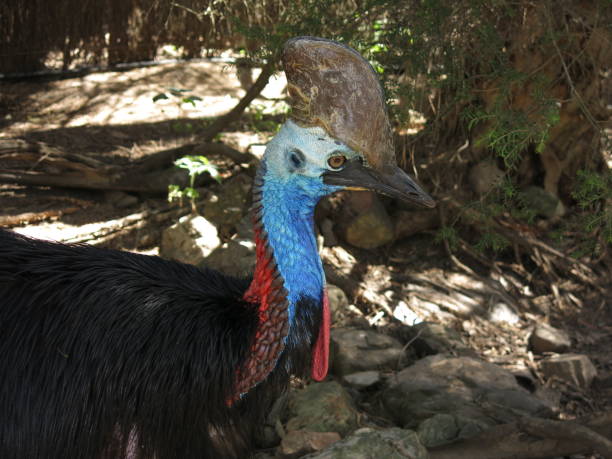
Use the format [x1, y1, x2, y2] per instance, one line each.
[429, 411, 612, 459]
[0, 207, 81, 226]
[396, 328, 423, 369]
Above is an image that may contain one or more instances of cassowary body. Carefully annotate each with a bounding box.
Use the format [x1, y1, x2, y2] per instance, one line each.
[0, 37, 434, 458]
[0, 226, 319, 458]
[0, 129, 330, 458]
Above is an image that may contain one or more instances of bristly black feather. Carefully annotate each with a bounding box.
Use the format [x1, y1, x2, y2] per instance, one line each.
[0, 229, 321, 459]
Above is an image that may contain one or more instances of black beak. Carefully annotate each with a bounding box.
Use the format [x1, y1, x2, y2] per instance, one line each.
[323, 159, 436, 208]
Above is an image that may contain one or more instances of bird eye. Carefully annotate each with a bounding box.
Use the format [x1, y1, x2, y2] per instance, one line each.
[327, 155, 347, 170]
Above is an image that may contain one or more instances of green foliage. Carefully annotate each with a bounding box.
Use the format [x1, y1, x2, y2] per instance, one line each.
[474, 231, 509, 254]
[435, 226, 459, 251]
[153, 88, 203, 108]
[168, 155, 220, 212]
[572, 169, 612, 244]
[463, 95, 560, 169]
[366, 0, 565, 173]
[175, 155, 220, 183]
[573, 169, 611, 209]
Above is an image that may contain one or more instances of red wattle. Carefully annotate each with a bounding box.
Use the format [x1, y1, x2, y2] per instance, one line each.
[311, 289, 330, 381]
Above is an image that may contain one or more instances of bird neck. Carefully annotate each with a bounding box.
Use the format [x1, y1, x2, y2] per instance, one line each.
[246, 162, 325, 326]
[232, 162, 326, 401]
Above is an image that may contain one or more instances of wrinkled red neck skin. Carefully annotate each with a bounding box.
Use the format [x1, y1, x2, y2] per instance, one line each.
[226, 227, 286, 406]
[243, 227, 275, 315]
[311, 289, 330, 381]
[232, 229, 329, 403]
[244, 229, 330, 381]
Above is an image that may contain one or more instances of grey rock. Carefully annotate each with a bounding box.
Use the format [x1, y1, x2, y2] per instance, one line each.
[533, 386, 562, 412]
[397, 354, 519, 392]
[481, 389, 553, 417]
[342, 371, 381, 390]
[340, 191, 394, 249]
[407, 322, 471, 356]
[383, 355, 551, 432]
[520, 186, 565, 219]
[487, 302, 520, 324]
[453, 415, 491, 439]
[286, 382, 359, 436]
[394, 210, 438, 239]
[160, 214, 221, 266]
[202, 238, 255, 277]
[279, 431, 341, 458]
[303, 427, 428, 459]
[234, 213, 254, 240]
[540, 353, 598, 388]
[469, 159, 504, 195]
[331, 328, 403, 376]
[320, 218, 339, 247]
[529, 323, 571, 354]
[417, 413, 458, 448]
[203, 174, 251, 232]
[327, 284, 349, 323]
[384, 385, 495, 432]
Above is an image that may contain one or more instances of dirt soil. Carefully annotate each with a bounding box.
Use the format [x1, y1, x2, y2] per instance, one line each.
[1, 60, 610, 448]
[0, 60, 285, 248]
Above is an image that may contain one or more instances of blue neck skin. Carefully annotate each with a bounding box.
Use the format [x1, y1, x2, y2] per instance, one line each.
[257, 121, 349, 333]
[260, 173, 332, 326]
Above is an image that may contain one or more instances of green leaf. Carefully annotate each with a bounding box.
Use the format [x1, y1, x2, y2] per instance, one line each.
[152, 93, 169, 102]
[183, 187, 200, 200]
[182, 96, 201, 107]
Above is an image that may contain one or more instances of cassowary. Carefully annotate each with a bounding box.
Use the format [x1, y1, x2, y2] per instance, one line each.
[0, 37, 434, 459]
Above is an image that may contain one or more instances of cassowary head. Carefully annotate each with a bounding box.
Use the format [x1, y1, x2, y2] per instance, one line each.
[261, 36, 435, 208]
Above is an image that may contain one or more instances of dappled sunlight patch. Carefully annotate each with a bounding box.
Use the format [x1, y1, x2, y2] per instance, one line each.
[3, 61, 286, 135]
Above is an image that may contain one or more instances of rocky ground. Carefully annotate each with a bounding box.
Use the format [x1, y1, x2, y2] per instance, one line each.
[1, 61, 610, 458]
[160, 186, 610, 459]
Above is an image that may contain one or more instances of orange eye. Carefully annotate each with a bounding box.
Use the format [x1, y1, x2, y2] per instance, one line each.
[327, 155, 347, 169]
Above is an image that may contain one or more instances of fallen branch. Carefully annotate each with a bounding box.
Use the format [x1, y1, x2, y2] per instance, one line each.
[0, 138, 254, 193]
[429, 411, 612, 459]
[135, 141, 257, 172]
[519, 415, 612, 458]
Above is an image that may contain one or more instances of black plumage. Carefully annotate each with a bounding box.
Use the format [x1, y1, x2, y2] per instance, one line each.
[0, 229, 320, 458]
